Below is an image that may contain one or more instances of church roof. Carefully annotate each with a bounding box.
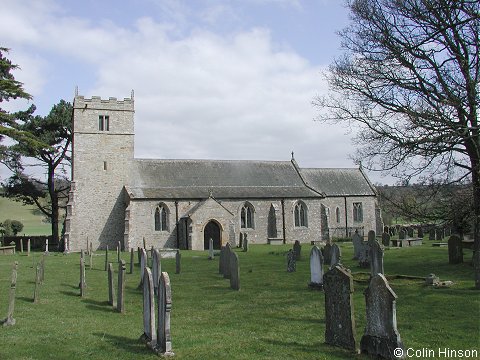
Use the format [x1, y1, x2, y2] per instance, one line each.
[299, 168, 377, 196]
[127, 159, 323, 199]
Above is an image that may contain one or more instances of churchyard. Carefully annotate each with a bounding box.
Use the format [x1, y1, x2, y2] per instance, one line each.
[0, 240, 478, 359]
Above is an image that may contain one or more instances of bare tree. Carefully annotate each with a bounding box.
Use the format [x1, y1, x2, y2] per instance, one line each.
[315, 0, 480, 287]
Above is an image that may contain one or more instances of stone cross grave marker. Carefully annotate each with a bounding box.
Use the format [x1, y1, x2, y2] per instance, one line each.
[1, 262, 18, 326]
[329, 243, 341, 269]
[287, 249, 296, 272]
[117, 260, 126, 313]
[293, 240, 301, 260]
[323, 265, 357, 351]
[130, 248, 134, 274]
[448, 235, 463, 264]
[352, 231, 363, 260]
[230, 251, 240, 290]
[175, 250, 181, 274]
[141, 267, 157, 349]
[323, 243, 332, 266]
[208, 238, 214, 260]
[152, 249, 161, 296]
[108, 263, 115, 306]
[309, 246, 324, 289]
[360, 273, 405, 359]
[156, 272, 174, 356]
[139, 248, 148, 288]
[369, 238, 384, 276]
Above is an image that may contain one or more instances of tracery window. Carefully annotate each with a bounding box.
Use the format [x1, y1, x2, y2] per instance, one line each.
[294, 201, 308, 227]
[353, 202, 363, 222]
[154, 204, 169, 231]
[240, 203, 254, 229]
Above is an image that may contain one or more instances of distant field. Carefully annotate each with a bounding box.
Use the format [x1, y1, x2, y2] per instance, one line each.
[0, 197, 51, 235]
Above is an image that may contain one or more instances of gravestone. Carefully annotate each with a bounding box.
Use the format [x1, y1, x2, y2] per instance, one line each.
[27, 238, 31, 256]
[360, 274, 405, 359]
[219, 246, 226, 275]
[381, 232, 390, 247]
[330, 243, 341, 269]
[323, 265, 357, 351]
[117, 241, 121, 262]
[208, 238, 214, 260]
[436, 228, 444, 241]
[80, 258, 86, 298]
[139, 248, 148, 288]
[141, 267, 157, 349]
[86, 237, 90, 255]
[358, 242, 371, 268]
[152, 250, 161, 295]
[293, 240, 301, 260]
[156, 272, 173, 356]
[20, 238, 23, 253]
[39, 255, 45, 284]
[34, 263, 41, 303]
[448, 235, 463, 264]
[143, 237, 147, 250]
[104, 245, 109, 271]
[287, 249, 296, 272]
[175, 250, 181, 274]
[44, 238, 49, 254]
[1, 262, 18, 326]
[429, 229, 435, 241]
[323, 243, 332, 266]
[108, 263, 115, 306]
[223, 243, 232, 279]
[243, 234, 249, 252]
[230, 251, 240, 290]
[370, 240, 384, 276]
[238, 233, 244, 249]
[352, 231, 363, 260]
[130, 248, 134, 274]
[398, 229, 406, 240]
[417, 227, 424, 239]
[117, 260, 126, 313]
[309, 246, 324, 289]
[407, 227, 414, 238]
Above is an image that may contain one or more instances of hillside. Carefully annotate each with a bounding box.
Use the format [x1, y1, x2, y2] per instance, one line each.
[0, 196, 52, 236]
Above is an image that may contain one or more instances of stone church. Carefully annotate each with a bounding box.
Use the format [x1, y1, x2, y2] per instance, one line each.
[64, 94, 382, 252]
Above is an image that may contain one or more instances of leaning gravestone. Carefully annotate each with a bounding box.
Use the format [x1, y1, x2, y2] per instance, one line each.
[117, 260, 126, 313]
[1, 262, 18, 326]
[230, 252, 240, 290]
[293, 240, 302, 261]
[141, 267, 157, 350]
[381, 232, 390, 247]
[323, 265, 357, 351]
[329, 243, 341, 269]
[219, 246, 226, 275]
[360, 274, 405, 359]
[156, 272, 174, 356]
[152, 249, 162, 295]
[287, 249, 296, 272]
[448, 235, 463, 264]
[323, 243, 332, 266]
[309, 246, 324, 289]
[370, 240, 384, 276]
[108, 263, 115, 306]
[352, 232, 363, 260]
[139, 248, 148, 288]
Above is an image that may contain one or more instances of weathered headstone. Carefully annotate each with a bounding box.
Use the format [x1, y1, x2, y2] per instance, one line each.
[20, 238, 24, 253]
[238, 233, 244, 249]
[381, 232, 390, 247]
[223, 243, 232, 279]
[208, 238, 214, 260]
[407, 227, 414, 238]
[352, 231, 363, 260]
[287, 249, 296, 272]
[370, 240, 384, 276]
[219, 246, 225, 275]
[448, 235, 463, 264]
[89, 247, 94, 270]
[44, 238, 49, 254]
[130, 248, 134, 274]
[323, 243, 332, 265]
[152, 249, 161, 295]
[39, 255, 45, 284]
[429, 229, 435, 241]
[1, 262, 18, 326]
[156, 272, 173, 356]
[309, 246, 324, 289]
[117, 241, 121, 263]
[330, 243, 341, 269]
[323, 265, 357, 351]
[86, 237, 90, 256]
[417, 227, 424, 239]
[398, 229, 406, 240]
[108, 262, 115, 306]
[230, 252, 240, 290]
[104, 245, 109, 271]
[358, 242, 371, 268]
[243, 234, 249, 252]
[425, 273, 440, 286]
[117, 260, 126, 313]
[175, 250, 181, 274]
[436, 228, 444, 241]
[293, 240, 301, 261]
[139, 248, 148, 288]
[360, 274, 405, 359]
[80, 258, 86, 298]
[141, 267, 157, 349]
[27, 238, 31, 256]
[143, 237, 147, 250]
[34, 263, 41, 303]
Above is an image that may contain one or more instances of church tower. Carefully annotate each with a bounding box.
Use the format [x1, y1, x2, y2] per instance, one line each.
[64, 93, 134, 252]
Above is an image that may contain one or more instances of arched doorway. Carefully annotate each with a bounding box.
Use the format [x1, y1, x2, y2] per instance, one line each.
[204, 220, 221, 250]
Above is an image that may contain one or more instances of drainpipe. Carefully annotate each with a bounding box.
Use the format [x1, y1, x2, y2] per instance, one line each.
[281, 199, 286, 244]
[175, 201, 179, 249]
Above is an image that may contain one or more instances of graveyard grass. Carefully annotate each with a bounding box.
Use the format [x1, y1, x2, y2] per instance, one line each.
[0, 243, 479, 360]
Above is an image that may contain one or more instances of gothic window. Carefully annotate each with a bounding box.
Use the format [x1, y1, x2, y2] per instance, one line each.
[154, 204, 169, 231]
[294, 201, 308, 227]
[240, 203, 254, 229]
[335, 207, 340, 223]
[353, 202, 363, 222]
[99, 115, 110, 131]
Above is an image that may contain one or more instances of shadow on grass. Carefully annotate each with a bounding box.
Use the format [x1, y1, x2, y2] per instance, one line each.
[93, 332, 152, 355]
[82, 298, 114, 313]
[18, 296, 34, 303]
[61, 283, 79, 290]
[60, 290, 79, 297]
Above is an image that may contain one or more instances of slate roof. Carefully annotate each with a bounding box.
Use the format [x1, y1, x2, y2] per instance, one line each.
[299, 168, 377, 196]
[127, 159, 323, 199]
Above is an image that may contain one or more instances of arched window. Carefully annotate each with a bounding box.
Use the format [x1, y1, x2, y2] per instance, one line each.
[335, 207, 340, 223]
[240, 203, 254, 229]
[353, 202, 363, 222]
[154, 204, 169, 231]
[294, 201, 308, 227]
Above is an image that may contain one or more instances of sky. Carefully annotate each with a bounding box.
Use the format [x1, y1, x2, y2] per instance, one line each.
[1, 0, 390, 184]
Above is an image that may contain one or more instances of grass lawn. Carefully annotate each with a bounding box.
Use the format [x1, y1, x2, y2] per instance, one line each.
[0, 243, 478, 360]
[0, 197, 51, 236]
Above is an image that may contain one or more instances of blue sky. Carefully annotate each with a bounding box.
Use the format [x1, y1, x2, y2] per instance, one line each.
[1, 0, 389, 183]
